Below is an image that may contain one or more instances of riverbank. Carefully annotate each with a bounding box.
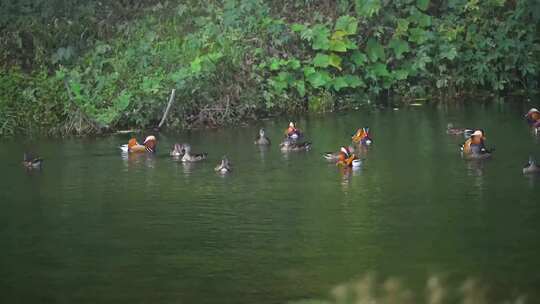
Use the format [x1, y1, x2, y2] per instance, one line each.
[1, 1, 539, 137]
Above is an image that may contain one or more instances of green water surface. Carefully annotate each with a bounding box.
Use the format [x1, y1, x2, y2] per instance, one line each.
[1, 102, 539, 303]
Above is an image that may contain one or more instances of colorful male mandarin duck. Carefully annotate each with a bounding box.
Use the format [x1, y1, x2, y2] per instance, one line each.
[215, 156, 232, 174]
[22, 153, 43, 169]
[523, 156, 540, 174]
[352, 127, 373, 146]
[170, 143, 185, 157]
[120, 135, 157, 153]
[254, 128, 271, 145]
[285, 122, 303, 140]
[336, 146, 361, 168]
[181, 144, 207, 162]
[525, 108, 540, 133]
[461, 130, 492, 159]
[280, 138, 312, 152]
[323, 146, 355, 161]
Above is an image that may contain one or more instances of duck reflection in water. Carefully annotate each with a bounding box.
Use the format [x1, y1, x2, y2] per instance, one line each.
[180, 161, 197, 175]
[121, 150, 156, 169]
[339, 163, 362, 190]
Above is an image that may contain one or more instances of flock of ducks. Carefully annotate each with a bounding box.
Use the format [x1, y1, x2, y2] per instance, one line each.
[447, 107, 540, 174]
[22, 109, 540, 175]
[117, 122, 370, 174]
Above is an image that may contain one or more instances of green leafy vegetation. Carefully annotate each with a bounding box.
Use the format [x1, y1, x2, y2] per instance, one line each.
[1, 0, 539, 136]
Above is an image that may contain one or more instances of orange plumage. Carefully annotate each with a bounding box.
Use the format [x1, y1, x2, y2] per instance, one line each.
[128, 138, 139, 149]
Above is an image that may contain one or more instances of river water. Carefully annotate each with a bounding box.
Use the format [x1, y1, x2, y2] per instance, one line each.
[1, 102, 539, 303]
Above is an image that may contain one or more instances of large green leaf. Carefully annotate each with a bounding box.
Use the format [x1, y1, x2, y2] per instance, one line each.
[395, 18, 410, 37]
[409, 9, 432, 28]
[369, 63, 390, 77]
[335, 15, 358, 35]
[408, 28, 430, 44]
[333, 76, 349, 91]
[416, 0, 430, 11]
[312, 25, 331, 50]
[328, 54, 343, 70]
[329, 39, 348, 52]
[351, 51, 368, 66]
[439, 45, 458, 60]
[295, 81, 306, 97]
[355, 0, 381, 18]
[269, 58, 282, 71]
[304, 66, 316, 78]
[270, 72, 292, 93]
[388, 38, 410, 59]
[291, 23, 307, 32]
[190, 56, 202, 73]
[365, 38, 386, 62]
[312, 53, 330, 68]
[288, 59, 302, 69]
[343, 74, 365, 88]
[392, 69, 409, 80]
[307, 70, 332, 88]
[114, 90, 131, 111]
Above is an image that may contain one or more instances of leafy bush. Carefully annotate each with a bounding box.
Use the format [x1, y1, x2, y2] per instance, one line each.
[1, 0, 539, 135]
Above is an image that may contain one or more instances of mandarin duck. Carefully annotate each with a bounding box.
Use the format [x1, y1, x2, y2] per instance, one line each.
[22, 153, 43, 169]
[120, 135, 157, 153]
[352, 127, 373, 146]
[280, 138, 312, 152]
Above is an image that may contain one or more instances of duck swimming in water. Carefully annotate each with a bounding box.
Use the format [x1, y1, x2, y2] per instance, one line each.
[181, 144, 207, 162]
[525, 108, 540, 134]
[215, 156, 232, 174]
[523, 156, 540, 174]
[120, 135, 157, 153]
[446, 123, 473, 137]
[22, 153, 43, 169]
[334, 146, 361, 168]
[352, 127, 373, 146]
[323, 146, 355, 161]
[280, 138, 312, 152]
[460, 130, 492, 159]
[254, 128, 271, 145]
[285, 122, 303, 141]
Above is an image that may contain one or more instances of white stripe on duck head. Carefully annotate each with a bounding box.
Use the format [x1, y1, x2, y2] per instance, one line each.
[143, 135, 157, 153]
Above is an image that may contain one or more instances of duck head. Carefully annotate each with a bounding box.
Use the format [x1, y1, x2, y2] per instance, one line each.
[216, 156, 232, 173]
[523, 156, 540, 174]
[171, 143, 184, 156]
[525, 108, 540, 120]
[143, 135, 157, 153]
[182, 143, 192, 154]
[221, 156, 230, 168]
[128, 138, 139, 150]
[259, 128, 266, 138]
[352, 127, 373, 146]
[340, 146, 353, 158]
[23, 153, 42, 168]
[470, 130, 485, 144]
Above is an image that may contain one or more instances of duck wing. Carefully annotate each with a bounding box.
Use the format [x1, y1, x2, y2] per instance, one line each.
[194, 152, 208, 161]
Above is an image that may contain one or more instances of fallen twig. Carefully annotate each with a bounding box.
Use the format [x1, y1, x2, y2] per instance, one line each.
[157, 89, 176, 129]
